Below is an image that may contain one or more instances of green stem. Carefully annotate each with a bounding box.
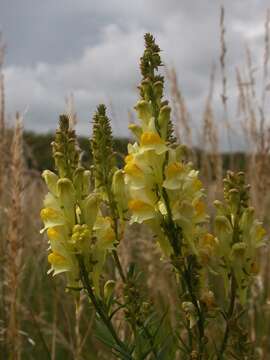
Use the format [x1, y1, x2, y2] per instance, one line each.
[162, 186, 205, 358]
[217, 275, 236, 360]
[183, 265, 205, 359]
[105, 182, 126, 283]
[105, 182, 158, 358]
[77, 255, 132, 360]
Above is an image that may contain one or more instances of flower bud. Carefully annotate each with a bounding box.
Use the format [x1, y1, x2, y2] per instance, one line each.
[153, 80, 163, 100]
[104, 280, 116, 303]
[42, 170, 59, 196]
[141, 78, 151, 98]
[73, 167, 85, 199]
[152, 52, 161, 66]
[112, 169, 128, 219]
[231, 242, 246, 259]
[71, 224, 91, 245]
[158, 105, 171, 138]
[54, 152, 66, 178]
[82, 193, 100, 229]
[182, 302, 197, 328]
[214, 216, 232, 234]
[82, 170, 91, 196]
[57, 178, 76, 225]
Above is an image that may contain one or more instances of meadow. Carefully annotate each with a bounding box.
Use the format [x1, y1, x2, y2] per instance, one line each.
[1, 8, 270, 360]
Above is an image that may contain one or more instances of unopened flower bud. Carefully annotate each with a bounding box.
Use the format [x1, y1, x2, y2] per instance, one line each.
[232, 242, 246, 258]
[57, 178, 76, 225]
[112, 169, 128, 219]
[42, 170, 59, 196]
[141, 78, 151, 99]
[214, 216, 232, 234]
[153, 80, 163, 100]
[54, 152, 66, 177]
[71, 224, 90, 245]
[82, 193, 100, 229]
[104, 280, 116, 302]
[158, 105, 171, 138]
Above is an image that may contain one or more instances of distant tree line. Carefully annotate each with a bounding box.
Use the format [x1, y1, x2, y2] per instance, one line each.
[23, 131, 246, 174]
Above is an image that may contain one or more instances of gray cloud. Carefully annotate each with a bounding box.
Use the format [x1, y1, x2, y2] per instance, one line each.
[1, 0, 270, 149]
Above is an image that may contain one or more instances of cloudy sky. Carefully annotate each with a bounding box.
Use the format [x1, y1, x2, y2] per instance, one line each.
[1, 0, 269, 148]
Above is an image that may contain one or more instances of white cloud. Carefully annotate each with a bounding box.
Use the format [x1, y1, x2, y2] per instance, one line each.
[2, 0, 270, 149]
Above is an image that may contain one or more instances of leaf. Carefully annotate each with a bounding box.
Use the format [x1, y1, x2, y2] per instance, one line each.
[94, 320, 116, 349]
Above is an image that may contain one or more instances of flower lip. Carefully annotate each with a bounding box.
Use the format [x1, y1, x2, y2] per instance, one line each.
[165, 162, 183, 178]
[40, 207, 61, 221]
[124, 154, 134, 164]
[124, 162, 144, 177]
[128, 199, 152, 211]
[47, 227, 61, 240]
[140, 132, 164, 146]
[48, 251, 67, 266]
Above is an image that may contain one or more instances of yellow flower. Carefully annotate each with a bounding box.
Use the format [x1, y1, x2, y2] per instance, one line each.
[200, 233, 217, 248]
[47, 249, 76, 277]
[128, 199, 150, 211]
[141, 132, 163, 146]
[124, 154, 134, 164]
[140, 131, 167, 154]
[163, 162, 184, 190]
[47, 227, 61, 241]
[192, 178, 203, 191]
[48, 251, 67, 266]
[41, 207, 61, 222]
[94, 217, 115, 248]
[256, 226, 266, 240]
[128, 199, 156, 223]
[124, 162, 144, 177]
[198, 233, 218, 264]
[40, 206, 65, 232]
[194, 201, 205, 216]
[166, 162, 183, 178]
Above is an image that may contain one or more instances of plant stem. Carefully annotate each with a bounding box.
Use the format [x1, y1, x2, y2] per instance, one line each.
[162, 186, 205, 358]
[112, 249, 126, 282]
[105, 182, 127, 283]
[217, 275, 236, 359]
[106, 182, 158, 359]
[77, 255, 132, 360]
[183, 264, 205, 359]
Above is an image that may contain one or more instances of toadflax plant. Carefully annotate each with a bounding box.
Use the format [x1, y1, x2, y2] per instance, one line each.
[40, 34, 267, 359]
